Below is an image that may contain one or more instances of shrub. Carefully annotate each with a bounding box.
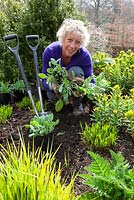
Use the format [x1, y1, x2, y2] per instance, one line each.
[92, 50, 134, 95]
[91, 85, 124, 127]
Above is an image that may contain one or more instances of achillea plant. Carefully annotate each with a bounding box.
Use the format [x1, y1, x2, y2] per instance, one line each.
[79, 150, 134, 200]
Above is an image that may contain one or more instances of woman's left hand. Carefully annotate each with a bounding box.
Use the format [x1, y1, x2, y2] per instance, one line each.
[73, 77, 84, 85]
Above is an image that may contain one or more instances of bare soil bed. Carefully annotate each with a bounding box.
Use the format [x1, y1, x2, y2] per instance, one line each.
[0, 99, 134, 196]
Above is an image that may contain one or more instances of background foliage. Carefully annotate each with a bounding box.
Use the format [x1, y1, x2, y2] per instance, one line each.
[0, 0, 83, 83]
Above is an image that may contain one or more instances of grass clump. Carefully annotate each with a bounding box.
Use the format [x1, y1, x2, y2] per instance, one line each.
[0, 134, 78, 200]
[0, 105, 13, 124]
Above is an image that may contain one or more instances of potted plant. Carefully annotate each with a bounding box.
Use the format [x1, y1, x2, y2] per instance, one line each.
[26, 113, 59, 152]
[0, 81, 13, 105]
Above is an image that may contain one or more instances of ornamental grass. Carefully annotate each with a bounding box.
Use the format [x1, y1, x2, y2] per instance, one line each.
[0, 134, 78, 200]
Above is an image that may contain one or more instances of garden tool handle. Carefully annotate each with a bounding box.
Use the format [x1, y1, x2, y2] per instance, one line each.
[3, 34, 30, 91]
[3, 34, 39, 116]
[3, 34, 19, 53]
[26, 35, 39, 51]
[26, 35, 39, 40]
[26, 35, 40, 87]
[26, 34, 46, 115]
[3, 34, 18, 41]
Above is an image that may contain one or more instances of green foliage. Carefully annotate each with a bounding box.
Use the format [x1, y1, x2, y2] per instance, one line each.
[79, 192, 101, 200]
[79, 150, 134, 200]
[77, 73, 111, 101]
[93, 50, 134, 95]
[39, 58, 79, 112]
[92, 51, 113, 75]
[16, 96, 33, 109]
[20, 0, 83, 43]
[16, 96, 47, 115]
[39, 59, 111, 111]
[92, 85, 125, 127]
[123, 87, 134, 139]
[0, 80, 25, 96]
[59, 0, 86, 21]
[55, 98, 64, 112]
[44, 58, 69, 85]
[0, 0, 25, 33]
[31, 100, 44, 114]
[123, 108, 134, 139]
[26, 113, 59, 137]
[0, 81, 13, 94]
[0, 104, 13, 124]
[1, 0, 83, 84]
[81, 122, 117, 149]
[0, 0, 26, 82]
[103, 50, 134, 95]
[0, 134, 78, 200]
[10, 79, 25, 93]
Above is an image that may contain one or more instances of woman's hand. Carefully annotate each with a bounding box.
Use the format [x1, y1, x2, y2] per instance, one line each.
[72, 77, 84, 85]
[50, 83, 57, 92]
[68, 74, 84, 86]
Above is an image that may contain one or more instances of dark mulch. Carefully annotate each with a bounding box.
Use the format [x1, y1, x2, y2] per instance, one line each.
[0, 100, 134, 196]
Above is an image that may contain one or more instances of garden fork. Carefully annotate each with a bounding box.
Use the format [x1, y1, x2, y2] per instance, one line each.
[26, 35, 47, 116]
[3, 34, 39, 116]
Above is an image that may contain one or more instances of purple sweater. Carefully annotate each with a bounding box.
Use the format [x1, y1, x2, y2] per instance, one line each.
[42, 41, 94, 91]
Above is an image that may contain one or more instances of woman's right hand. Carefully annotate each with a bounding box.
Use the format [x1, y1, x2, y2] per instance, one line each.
[50, 83, 57, 92]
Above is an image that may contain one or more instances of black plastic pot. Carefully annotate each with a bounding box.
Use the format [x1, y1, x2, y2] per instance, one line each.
[0, 93, 11, 105]
[13, 91, 25, 102]
[33, 132, 54, 152]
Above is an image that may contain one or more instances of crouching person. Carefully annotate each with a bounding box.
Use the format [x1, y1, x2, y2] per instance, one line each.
[42, 18, 95, 116]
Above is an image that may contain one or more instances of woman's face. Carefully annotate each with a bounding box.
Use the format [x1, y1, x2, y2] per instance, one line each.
[62, 32, 82, 58]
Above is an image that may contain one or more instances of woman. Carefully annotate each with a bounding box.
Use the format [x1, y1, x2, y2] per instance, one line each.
[42, 18, 94, 116]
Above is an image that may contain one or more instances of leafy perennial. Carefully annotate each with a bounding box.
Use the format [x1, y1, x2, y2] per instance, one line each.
[39, 58, 111, 111]
[39, 58, 79, 111]
[26, 113, 59, 137]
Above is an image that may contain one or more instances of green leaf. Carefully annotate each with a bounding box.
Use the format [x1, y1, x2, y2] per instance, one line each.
[79, 192, 101, 200]
[87, 151, 110, 176]
[38, 73, 47, 79]
[58, 84, 63, 93]
[50, 58, 58, 66]
[55, 99, 64, 112]
[28, 113, 59, 137]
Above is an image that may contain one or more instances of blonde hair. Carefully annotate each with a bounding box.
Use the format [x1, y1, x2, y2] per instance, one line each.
[56, 18, 90, 47]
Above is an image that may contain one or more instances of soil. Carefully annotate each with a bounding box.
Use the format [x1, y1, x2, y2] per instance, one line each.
[0, 97, 134, 196]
